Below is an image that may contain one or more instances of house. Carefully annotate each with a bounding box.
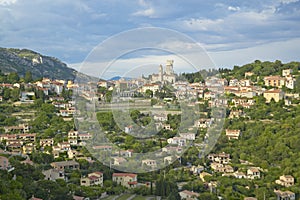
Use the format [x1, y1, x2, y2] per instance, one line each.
[208, 152, 231, 164]
[199, 172, 212, 182]
[167, 137, 186, 146]
[229, 110, 243, 119]
[153, 113, 168, 122]
[49, 97, 65, 102]
[68, 149, 80, 159]
[240, 79, 252, 87]
[22, 143, 35, 154]
[208, 181, 218, 193]
[68, 130, 78, 146]
[43, 168, 65, 181]
[51, 161, 79, 171]
[52, 82, 64, 95]
[232, 98, 255, 108]
[68, 130, 78, 140]
[234, 171, 246, 179]
[274, 189, 295, 200]
[164, 156, 173, 164]
[57, 142, 71, 151]
[142, 159, 157, 167]
[229, 79, 239, 86]
[141, 84, 160, 93]
[275, 175, 295, 187]
[20, 92, 35, 102]
[225, 129, 241, 140]
[194, 118, 212, 128]
[18, 133, 36, 142]
[155, 122, 173, 130]
[98, 81, 108, 88]
[179, 133, 195, 140]
[40, 138, 54, 147]
[188, 165, 204, 175]
[247, 167, 261, 179]
[282, 69, 293, 77]
[264, 89, 284, 103]
[124, 125, 133, 134]
[68, 138, 78, 146]
[52, 102, 67, 109]
[244, 197, 257, 200]
[80, 172, 103, 187]
[211, 163, 234, 173]
[0, 156, 10, 170]
[285, 75, 296, 89]
[78, 133, 92, 146]
[118, 149, 133, 157]
[21, 158, 34, 166]
[73, 195, 88, 200]
[52, 149, 61, 158]
[112, 173, 137, 188]
[92, 145, 112, 151]
[4, 124, 30, 133]
[264, 76, 285, 88]
[179, 190, 200, 200]
[29, 195, 43, 200]
[162, 146, 183, 154]
[113, 157, 127, 165]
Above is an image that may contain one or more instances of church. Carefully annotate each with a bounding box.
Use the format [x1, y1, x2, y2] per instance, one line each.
[150, 60, 176, 84]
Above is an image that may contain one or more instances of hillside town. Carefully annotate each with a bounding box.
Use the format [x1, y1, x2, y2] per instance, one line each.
[0, 60, 300, 200]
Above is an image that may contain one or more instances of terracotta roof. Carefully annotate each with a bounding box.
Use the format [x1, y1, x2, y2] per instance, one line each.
[112, 173, 137, 178]
[283, 175, 294, 178]
[264, 89, 282, 93]
[93, 171, 103, 175]
[88, 175, 99, 180]
[264, 76, 284, 80]
[180, 190, 200, 197]
[128, 181, 138, 185]
[249, 167, 260, 172]
[73, 195, 85, 200]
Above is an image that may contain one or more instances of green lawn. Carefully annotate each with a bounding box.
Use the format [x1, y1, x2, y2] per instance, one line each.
[102, 195, 117, 200]
[131, 196, 146, 200]
[132, 196, 155, 200]
[117, 194, 134, 200]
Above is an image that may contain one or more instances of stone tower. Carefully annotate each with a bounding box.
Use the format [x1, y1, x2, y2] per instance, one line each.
[159, 64, 163, 82]
[165, 60, 174, 75]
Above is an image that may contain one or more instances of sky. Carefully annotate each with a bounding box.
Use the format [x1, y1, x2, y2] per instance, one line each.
[0, 0, 300, 78]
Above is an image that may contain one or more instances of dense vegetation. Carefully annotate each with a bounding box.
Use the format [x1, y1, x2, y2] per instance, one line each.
[0, 60, 300, 199]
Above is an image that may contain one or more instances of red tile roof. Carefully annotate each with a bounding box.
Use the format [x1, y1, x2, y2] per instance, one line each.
[112, 173, 137, 178]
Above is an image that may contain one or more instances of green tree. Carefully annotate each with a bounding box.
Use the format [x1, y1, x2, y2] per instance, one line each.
[145, 89, 153, 98]
[24, 71, 33, 83]
[7, 72, 20, 83]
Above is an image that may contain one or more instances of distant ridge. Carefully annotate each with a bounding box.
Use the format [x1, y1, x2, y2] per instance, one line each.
[108, 76, 132, 81]
[0, 47, 95, 82]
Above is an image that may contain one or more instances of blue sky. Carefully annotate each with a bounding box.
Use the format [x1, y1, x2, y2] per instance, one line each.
[0, 0, 300, 77]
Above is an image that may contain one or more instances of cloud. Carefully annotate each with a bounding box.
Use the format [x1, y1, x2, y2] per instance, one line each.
[228, 6, 240, 11]
[209, 37, 300, 68]
[132, 0, 156, 18]
[133, 8, 155, 17]
[279, 0, 299, 4]
[0, 0, 299, 71]
[0, 0, 17, 6]
[181, 18, 224, 31]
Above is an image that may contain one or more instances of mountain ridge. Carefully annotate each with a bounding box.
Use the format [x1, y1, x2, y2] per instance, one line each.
[0, 47, 96, 82]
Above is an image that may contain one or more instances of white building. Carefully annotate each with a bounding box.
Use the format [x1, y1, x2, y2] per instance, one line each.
[167, 137, 186, 146]
[141, 84, 160, 93]
[179, 133, 196, 140]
